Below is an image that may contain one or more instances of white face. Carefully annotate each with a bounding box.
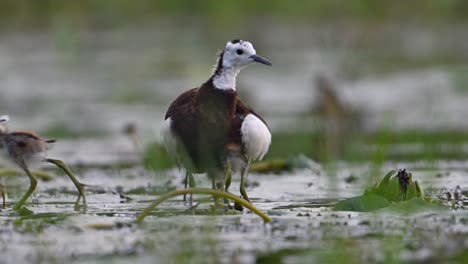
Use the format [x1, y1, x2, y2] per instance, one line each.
[222, 40, 271, 69]
[0, 115, 9, 123]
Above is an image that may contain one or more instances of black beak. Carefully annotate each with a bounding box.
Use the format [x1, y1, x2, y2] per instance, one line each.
[249, 55, 272, 66]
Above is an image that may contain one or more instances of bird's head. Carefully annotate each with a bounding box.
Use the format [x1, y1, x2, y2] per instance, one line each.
[220, 39, 272, 70]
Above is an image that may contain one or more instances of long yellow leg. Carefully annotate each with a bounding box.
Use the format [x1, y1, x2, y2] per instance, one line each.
[45, 158, 87, 210]
[219, 175, 225, 195]
[13, 159, 37, 210]
[225, 162, 232, 193]
[183, 171, 189, 202]
[188, 172, 196, 205]
[207, 164, 232, 208]
[240, 159, 252, 203]
[183, 171, 196, 204]
[0, 184, 6, 209]
[210, 173, 225, 208]
[224, 161, 232, 205]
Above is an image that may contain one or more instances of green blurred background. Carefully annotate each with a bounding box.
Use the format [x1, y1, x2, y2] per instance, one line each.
[1, 0, 467, 27]
[1, 0, 468, 167]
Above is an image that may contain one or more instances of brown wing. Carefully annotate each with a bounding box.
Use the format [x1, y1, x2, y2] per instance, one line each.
[164, 88, 203, 171]
[165, 88, 199, 120]
[11, 130, 56, 144]
[11, 130, 42, 140]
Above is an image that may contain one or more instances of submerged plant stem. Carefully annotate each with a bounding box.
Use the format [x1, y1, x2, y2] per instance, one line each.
[135, 188, 271, 224]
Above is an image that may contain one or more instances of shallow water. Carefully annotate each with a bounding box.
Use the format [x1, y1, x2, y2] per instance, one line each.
[1, 154, 467, 263]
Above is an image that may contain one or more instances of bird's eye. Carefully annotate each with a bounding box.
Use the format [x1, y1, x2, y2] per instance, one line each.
[236, 49, 244, 55]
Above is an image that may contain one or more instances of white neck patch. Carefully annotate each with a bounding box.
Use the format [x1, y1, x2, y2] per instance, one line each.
[211, 40, 258, 91]
[212, 67, 240, 91]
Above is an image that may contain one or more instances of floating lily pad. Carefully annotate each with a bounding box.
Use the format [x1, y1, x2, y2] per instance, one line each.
[334, 169, 444, 212]
[334, 192, 391, 212]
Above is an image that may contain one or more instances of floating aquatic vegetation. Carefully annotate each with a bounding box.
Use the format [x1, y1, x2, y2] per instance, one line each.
[250, 154, 321, 174]
[443, 185, 468, 210]
[135, 188, 272, 224]
[334, 169, 445, 212]
[372, 169, 425, 202]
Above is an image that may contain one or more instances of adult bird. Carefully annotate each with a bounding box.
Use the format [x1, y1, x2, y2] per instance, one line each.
[162, 39, 272, 204]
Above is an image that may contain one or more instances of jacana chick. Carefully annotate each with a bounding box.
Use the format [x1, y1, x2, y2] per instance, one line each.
[0, 115, 86, 210]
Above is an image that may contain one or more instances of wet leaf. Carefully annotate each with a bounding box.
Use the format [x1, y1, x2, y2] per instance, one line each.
[334, 192, 391, 212]
[334, 169, 444, 212]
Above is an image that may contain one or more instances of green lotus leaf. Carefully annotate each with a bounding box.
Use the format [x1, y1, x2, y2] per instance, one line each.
[334, 169, 444, 212]
[375, 169, 396, 195]
[415, 180, 424, 197]
[405, 182, 419, 200]
[383, 177, 403, 202]
[334, 192, 391, 212]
